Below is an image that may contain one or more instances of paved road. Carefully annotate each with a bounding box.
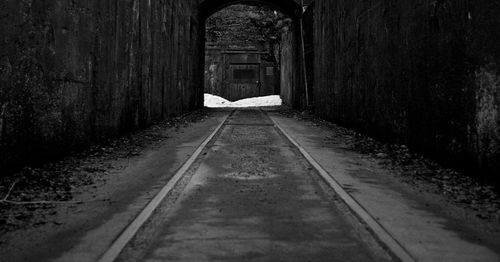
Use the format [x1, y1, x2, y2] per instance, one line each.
[122, 109, 389, 261]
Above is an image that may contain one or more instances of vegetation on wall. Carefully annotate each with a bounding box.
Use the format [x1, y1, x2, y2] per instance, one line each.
[206, 4, 285, 43]
[206, 4, 288, 62]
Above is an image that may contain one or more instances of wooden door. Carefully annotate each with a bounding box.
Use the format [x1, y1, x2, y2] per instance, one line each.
[227, 64, 260, 101]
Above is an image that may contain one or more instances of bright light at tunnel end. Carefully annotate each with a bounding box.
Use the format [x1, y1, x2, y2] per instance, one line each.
[204, 94, 283, 108]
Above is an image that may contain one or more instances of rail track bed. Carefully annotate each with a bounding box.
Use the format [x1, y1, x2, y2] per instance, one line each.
[100, 108, 393, 262]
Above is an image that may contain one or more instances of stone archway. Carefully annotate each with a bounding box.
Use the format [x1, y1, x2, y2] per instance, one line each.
[199, 0, 302, 20]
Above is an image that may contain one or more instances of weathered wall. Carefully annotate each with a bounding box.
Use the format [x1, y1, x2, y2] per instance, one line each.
[303, 3, 314, 103]
[280, 24, 294, 106]
[0, 0, 203, 171]
[280, 19, 304, 108]
[313, 0, 500, 182]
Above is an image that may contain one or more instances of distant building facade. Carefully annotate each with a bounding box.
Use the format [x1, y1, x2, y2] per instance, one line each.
[205, 42, 280, 101]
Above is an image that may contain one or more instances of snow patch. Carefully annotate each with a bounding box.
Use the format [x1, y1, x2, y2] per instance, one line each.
[204, 94, 282, 108]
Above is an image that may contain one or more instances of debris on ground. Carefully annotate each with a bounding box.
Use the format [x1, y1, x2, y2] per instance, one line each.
[0, 109, 210, 233]
[276, 107, 500, 224]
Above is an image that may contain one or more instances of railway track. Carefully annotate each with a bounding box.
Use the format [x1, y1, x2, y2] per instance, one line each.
[98, 108, 411, 262]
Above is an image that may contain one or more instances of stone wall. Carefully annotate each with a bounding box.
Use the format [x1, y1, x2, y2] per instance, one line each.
[313, 0, 500, 182]
[0, 0, 202, 171]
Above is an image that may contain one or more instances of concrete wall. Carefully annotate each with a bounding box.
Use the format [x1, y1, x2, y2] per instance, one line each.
[313, 0, 500, 182]
[280, 24, 294, 106]
[0, 0, 202, 171]
[280, 19, 305, 108]
[303, 4, 314, 103]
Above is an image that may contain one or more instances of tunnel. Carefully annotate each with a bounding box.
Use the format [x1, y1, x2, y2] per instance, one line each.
[198, 0, 307, 106]
[0, 0, 500, 183]
[2, 1, 500, 261]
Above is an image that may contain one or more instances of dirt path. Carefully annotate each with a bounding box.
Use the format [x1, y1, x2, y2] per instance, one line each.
[117, 109, 390, 261]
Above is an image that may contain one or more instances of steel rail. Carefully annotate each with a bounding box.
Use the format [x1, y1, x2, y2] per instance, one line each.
[270, 115, 415, 262]
[98, 113, 231, 262]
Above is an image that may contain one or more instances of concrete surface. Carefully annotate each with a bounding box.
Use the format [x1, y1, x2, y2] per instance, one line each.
[269, 113, 500, 262]
[0, 111, 228, 262]
[50, 112, 229, 262]
[127, 109, 389, 261]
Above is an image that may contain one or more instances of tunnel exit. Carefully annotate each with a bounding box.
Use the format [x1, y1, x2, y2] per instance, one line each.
[200, 1, 306, 107]
[204, 42, 279, 102]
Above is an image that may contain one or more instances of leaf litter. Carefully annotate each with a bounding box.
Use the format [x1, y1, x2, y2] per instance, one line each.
[276, 108, 500, 224]
[0, 109, 210, 233]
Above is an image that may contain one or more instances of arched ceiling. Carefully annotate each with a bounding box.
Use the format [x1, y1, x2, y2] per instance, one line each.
[199, 0, 302, 20]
